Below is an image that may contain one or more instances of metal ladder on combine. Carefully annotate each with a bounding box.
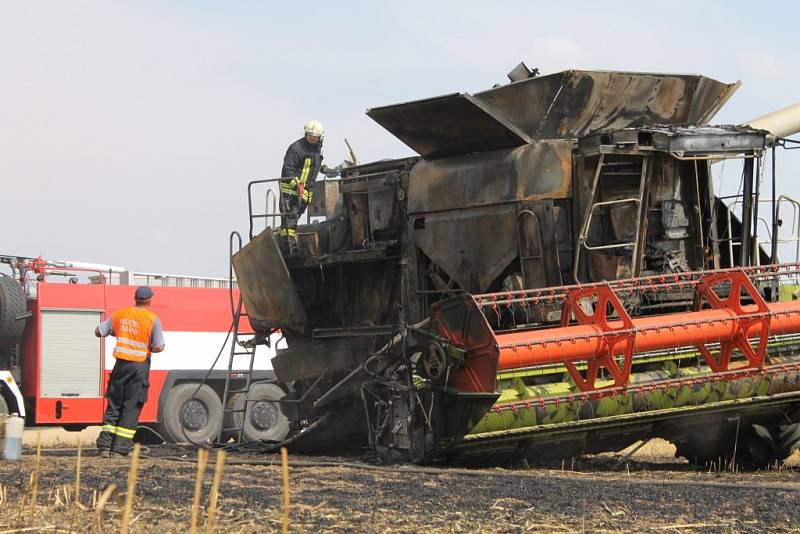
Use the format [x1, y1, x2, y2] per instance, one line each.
[573, 155, 649, 283]
[216, 231, 258, 446]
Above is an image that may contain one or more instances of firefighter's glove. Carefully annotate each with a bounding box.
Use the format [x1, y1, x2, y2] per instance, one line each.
[321, 164, 341, 178]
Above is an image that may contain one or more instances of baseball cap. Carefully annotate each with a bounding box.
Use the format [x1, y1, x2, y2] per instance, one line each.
[135, 286, 154, 300]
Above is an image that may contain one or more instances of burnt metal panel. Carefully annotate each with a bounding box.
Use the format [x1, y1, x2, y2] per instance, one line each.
[692, 76, 741, 124]
[272, 340, 358, 383]
[473, 70, 739, 139]
[368, 183, 397, 231]
[649, 127, 767, 154]
[366, 93, 532, 159]
[307, 181, 340, 219]
[407, 141, 572, 215]
[412, 205, 519, 293]
[577, 126, 769, 156]
[232, 229, 307, 332]
[339, 156, 419, 179]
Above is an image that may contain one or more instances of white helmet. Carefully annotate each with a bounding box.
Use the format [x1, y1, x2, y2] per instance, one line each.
[304, 120, 325, 138]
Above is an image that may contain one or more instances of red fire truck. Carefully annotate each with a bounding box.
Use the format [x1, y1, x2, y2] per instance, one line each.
[0, 255, 288, 444]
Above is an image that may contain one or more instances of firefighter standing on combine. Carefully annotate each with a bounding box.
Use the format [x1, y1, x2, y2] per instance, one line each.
[279, 120, 339, 254]
[95, 286, 165, 457]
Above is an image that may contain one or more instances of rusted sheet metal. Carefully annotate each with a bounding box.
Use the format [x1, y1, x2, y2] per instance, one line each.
[231, 229, 307, 332]
[366, 93, 532, 159]
[411, 205, 519, 293]
[407, 141, 572, 215]
[472, 70, 739, 139]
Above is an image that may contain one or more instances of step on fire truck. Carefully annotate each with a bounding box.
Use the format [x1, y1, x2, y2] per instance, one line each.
[0, 255, 287, 444]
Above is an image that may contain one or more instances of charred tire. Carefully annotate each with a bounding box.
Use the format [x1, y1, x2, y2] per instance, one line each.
[777, 423, 800, 460]
[226, 383, 289, 443]
[0, 276, 27, 350]
[675, 423, 800, 470]
[158, 383, 223, 445]
[742, 423, 800, 467]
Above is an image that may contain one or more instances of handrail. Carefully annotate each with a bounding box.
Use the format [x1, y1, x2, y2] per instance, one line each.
[247, 178, 313, 240]
[722, 195, 800, 266]
[229, 231, 243, 318]
[516, 209, 544, 288]
[248, 178, 283, 240]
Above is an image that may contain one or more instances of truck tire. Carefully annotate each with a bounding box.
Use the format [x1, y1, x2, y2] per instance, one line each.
[0, 276, 27, 350]
[158, 383, 223, 445]
[225, 383, 289, 443]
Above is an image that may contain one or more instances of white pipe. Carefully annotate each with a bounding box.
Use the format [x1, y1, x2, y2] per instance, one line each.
[744, 102, 800, 138]
[48, 260, 128, 273]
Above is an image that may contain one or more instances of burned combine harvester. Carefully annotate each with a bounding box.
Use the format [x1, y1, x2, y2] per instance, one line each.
[233, 68, 800, 467]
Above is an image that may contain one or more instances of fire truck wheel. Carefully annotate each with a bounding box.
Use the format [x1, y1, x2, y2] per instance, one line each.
[160, 383, 223, 445]
[239, 383, 289, 443]
[0, 276, 27, 350]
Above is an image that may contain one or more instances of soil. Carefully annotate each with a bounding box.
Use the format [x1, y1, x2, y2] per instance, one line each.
[0, 440, 799, 533]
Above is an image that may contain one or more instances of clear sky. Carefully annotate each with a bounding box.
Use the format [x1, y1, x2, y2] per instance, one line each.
[1, 1, 798, 276]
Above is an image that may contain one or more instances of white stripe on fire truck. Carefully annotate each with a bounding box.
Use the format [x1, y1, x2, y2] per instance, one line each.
[104, 331, 287, 371]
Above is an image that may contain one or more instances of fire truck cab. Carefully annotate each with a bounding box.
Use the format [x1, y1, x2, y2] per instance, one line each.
[0, 256, 287, 444]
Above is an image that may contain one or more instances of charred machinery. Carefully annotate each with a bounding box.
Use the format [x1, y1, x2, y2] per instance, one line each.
[232, 68, 800, 466]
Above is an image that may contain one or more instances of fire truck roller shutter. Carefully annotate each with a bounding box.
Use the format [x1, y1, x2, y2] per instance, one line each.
[157, 383, 223, 444]
[0, 276, 27, 351]
[223, 383, 289, 442]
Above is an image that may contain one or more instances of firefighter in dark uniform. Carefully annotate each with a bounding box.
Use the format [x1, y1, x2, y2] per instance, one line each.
[279, 120, 338, 254]
[95, 286, 165, 457]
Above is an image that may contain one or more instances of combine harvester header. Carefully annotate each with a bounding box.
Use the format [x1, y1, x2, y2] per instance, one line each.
[434, 266, 800, 466]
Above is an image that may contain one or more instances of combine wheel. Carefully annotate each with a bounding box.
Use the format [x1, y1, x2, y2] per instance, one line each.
[675, 423, 800, 469]
[225, 383, 289, 442]
[736, 423, 800, 468]
[674, 434, 729, 467]
[0, 276, 27, 350]
[158, 383, 223, 444]
[737, 425, 779, 468]
[776, 423, 800, 460]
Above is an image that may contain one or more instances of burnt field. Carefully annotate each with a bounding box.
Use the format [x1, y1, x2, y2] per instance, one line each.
[0, 441, 799, 533]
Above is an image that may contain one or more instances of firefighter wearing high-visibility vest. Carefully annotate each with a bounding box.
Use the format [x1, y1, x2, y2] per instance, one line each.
[278, 120, 334, 255]
[94, 286, 165, 457]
